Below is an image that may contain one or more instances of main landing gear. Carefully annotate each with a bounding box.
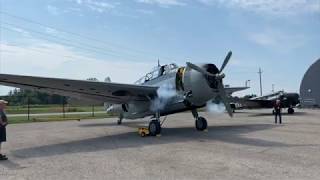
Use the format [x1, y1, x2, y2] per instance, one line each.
[272, 108, 295, 115]
[148, 112, 162, 136]
[192, 109, 207, 131]
[288, 107, 295, 114]
[117, 114, 123, 125]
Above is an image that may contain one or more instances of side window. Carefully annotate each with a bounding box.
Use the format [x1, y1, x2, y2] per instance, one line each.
[159, 66, 165, 77]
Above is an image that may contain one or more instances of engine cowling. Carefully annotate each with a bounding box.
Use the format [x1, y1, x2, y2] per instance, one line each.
[182, 64, 219, 107]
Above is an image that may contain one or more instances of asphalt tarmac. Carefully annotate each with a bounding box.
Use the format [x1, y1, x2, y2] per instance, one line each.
[1, 109, 320, 180]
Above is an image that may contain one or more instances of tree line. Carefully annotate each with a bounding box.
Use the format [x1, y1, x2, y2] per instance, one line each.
[1, 89, 67, 106]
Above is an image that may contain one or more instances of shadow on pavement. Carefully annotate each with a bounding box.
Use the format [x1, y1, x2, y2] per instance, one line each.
[11, 123, 314, 159]
[0, 159, 26, 170]
[248, 112, 308, 117]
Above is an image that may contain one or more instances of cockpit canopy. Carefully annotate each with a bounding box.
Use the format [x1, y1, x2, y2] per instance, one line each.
[135, 63, 179, 84]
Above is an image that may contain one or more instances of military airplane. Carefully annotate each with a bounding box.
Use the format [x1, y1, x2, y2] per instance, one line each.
[0, 51, 247, 136]
[231, 91, 300, 114]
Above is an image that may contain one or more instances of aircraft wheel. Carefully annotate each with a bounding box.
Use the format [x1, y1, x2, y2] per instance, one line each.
[140, 132, 146, 137]
[149, 120, 161, 136]
[288, 108, 294, 114]
[195, 117, 207, 131]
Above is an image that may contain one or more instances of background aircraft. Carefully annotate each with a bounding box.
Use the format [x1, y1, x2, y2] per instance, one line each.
[0, 51, 247, 136]
[231, 91, 300, 114]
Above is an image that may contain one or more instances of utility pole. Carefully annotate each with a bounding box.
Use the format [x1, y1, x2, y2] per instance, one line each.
[258, 68, 263, 96]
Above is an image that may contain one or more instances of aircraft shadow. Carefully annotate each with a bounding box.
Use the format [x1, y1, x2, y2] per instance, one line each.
[11, 123, 313, 159]
[78, 120, 146, 127]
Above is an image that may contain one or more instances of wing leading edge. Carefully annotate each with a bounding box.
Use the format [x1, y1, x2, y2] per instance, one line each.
[0, 74, 158, 104]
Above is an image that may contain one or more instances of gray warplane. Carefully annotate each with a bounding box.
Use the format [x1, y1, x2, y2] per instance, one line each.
[0, 51, 247, 136]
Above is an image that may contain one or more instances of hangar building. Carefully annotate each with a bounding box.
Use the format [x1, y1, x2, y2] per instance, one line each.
[300, 58, 320, 107]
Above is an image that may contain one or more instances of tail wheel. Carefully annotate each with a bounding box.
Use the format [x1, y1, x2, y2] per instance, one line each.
[149, 120, 161, 136]
[195, 117, 207, 131]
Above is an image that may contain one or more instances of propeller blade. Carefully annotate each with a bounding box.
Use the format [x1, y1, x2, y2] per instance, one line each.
[186, 62, 216, 77]
[218, 81, 233, 117]
[219, 51, 232, 73]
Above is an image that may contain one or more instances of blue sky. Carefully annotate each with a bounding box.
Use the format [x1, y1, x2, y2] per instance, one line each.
[0, 0, 319, 96]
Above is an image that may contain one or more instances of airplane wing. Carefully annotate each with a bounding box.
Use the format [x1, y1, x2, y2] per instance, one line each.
[225, 87, 249, 95]
[0, 74, 158, 104]
[244, 99, 274, 108]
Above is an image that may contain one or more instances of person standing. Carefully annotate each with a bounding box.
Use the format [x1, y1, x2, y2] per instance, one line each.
[274, 99, 282, 124]
[0, 100, 8, 160]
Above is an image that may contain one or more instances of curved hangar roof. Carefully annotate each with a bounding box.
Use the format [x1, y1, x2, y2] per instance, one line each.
[300, 58, 320, 107]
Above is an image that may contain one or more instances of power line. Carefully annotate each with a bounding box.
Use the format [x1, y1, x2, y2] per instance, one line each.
[1, 23, 143, 60]
[0, 11, 174, 61]
[0, 40, 86, 61]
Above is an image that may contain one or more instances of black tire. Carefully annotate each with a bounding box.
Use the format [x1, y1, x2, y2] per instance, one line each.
[195, 117, 207, 131]
[288, 108, 294, 114]
[140, 132, 146, 137]
[149, 120, 161, 136]
[117, 119, 122, 125]
[272, 110, 275, 115]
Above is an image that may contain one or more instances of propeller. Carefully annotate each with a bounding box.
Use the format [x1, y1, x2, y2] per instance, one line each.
[186, 51, 234, 117]
[186, 62, 216, 77]
[217, 77, 233, 117]
[220, 51, 232, 73]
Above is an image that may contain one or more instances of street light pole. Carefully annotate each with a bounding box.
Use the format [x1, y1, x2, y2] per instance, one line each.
[272, 84, 275, 93]
[245, 80, 251, 87]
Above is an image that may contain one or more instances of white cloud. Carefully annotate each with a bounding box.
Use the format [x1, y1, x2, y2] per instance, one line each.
[73, 0, 115, 13]
[44, 27, 59, 36]
[248, 29, 307, 51]
[5, 26, 30, 37]
[136, 0, 186, 7]
[47, 5, 60, 15]
[0, 42, 155, 95]
[198, 0, 320, 15]
[137, 9, 154, 15]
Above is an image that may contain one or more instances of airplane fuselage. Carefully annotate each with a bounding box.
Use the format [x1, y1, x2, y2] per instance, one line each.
[107, 64, 219, 119]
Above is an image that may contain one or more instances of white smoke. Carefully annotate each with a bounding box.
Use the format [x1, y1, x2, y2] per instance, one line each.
[206, 101, 226, 115]
[150, 83, 177, 112]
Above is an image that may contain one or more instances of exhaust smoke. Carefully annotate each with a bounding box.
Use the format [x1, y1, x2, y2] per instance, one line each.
[150, 83, 177, 112]
[206, 101, 226, 115]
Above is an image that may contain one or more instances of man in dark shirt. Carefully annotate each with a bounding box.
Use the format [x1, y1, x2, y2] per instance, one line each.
[0, 100, 8, 160]
[274, 99, 282, 124]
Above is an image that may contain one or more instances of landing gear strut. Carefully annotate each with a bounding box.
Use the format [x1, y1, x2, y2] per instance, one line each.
[117, 114, 123, 125]
[192, 109, 207, 131]
[148, 111, 161, 136]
